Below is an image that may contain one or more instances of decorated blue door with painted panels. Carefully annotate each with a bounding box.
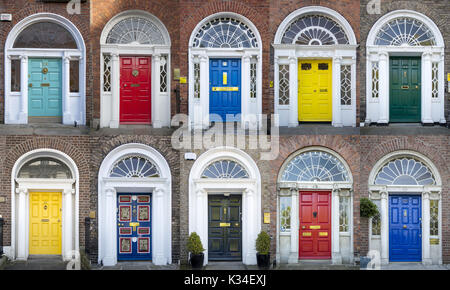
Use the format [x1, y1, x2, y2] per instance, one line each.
[209, 58, 241, 122]
[389, 195, 422, 262]
[117, 193, 152, 261]
[28, 58, 62, 117]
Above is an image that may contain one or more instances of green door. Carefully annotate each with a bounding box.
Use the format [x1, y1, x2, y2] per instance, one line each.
[28, 58, 62, 118]
[208, 195, 242, 261]
[390, 57, 421, 122]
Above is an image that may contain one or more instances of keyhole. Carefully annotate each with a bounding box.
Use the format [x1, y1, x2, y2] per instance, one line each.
[313, 212, 317, 218]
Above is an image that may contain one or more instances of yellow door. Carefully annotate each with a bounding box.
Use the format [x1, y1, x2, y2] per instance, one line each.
[29, 192, 62, 255]
[298, 60, 332, 121]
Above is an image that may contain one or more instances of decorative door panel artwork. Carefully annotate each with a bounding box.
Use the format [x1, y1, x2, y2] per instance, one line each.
[390, 57, 421, 122]
[29, 192, 62, 255]
[28, 58, 62, 117]
[299, 191, 331, 259]
[209, 59, 241, 122]
[117, 193, 152, 260]
[298, 60, 332, 122]
[208, 195, 242, 261]
[120, 56, 152, 123]
[389, 195, 422, 262]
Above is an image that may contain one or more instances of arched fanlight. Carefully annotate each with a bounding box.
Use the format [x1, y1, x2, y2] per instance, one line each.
[18, 157, 72, 179]
[106, 16, 165, 45]
[201, 160, 249, 179]
[374, 157, 435, 185]
[13, 21, 77, 49]
[374, 17, 436, 46]
[110, 155, 160, 178]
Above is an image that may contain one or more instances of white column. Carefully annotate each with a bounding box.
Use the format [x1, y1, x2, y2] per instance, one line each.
[195, 189, 206, 265]
[380, 191, 389, 264]
[16, 188, 28, 260]
[199, 55, 209, 128]
[422, 52, 433, 124]
[63, 56, 73, 125]
[332, 57, 343, 127]
[332, 189, 342, 264]
[110, 53, 120, 128]
[103, 187, 116, 266]
[288, 56, 298, 127]
[153, 54, 162, 128]
[63, 189, 75, 261]
[288, 189, 299, 263]
[378, 52, 389, 124]
[153, 188, 166, 265]
[19, 55, 28, 123]
[241, 54, 251, 127]
[245, 188, 257, 265]
[422, 191, 431, 265]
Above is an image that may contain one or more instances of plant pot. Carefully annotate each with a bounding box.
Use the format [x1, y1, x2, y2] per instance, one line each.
[190, 253, 204, 269]
[256, 253, 270, 269]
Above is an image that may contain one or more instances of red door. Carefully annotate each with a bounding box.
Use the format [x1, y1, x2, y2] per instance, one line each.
[299, 191, 331, 259]
[120, 56, 151, 123]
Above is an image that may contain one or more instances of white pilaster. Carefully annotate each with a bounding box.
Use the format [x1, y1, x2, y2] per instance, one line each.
[332, 57, 343, 127]
[103, 187, 116, 266]
[63, 56, 73, 124]
[422, 52, 433, 124]
[16, 188, 28, 260]
[288, 56, 298, 127]
[288, 189, 299, 263]
[380, 191, 389, 264]
[153, 187, 166, 265]
[422, 191, 431, 265]
[199, 55, 209, 129]
[241, 54, 251, 126]
[378, 53, 389, 124]
[332, 189, 342, 264]
[153, 54, 162, 128]
[245, 188, 257, 265]
[19, 55, 28, 123]
[195, 189, 207, 265]
[110, 53, 120, 128]
[63, 189, 75, 260]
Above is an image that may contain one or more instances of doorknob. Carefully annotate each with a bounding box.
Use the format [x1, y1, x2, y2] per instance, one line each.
[403, 225, 407, 229]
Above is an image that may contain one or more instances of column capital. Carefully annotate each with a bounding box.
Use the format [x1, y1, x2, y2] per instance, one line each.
[290, 188, 299, 196]
[15, 187, 28, 195]
[423, 191, 431, 200]
[195, 188, 206, 197]
[288, 56, 297, 63]
[244, 188, 255, 196]
[63, 189, 75, 196]
[380, 191, 388, 200]
[333, 56, 343, 63]
[20, 55, 28, 62]
[154, 187, 165, 197]
[199, 55, 208, 62]
[63, 56, 71, 63]
[379, 52, 389, 60]
[111, 53, 120, 59]
[105, 187, 116, 197]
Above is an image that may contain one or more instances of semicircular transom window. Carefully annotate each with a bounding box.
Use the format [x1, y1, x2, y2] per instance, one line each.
[106, 17, 165, 45]
[281, 151, 350, 182]
[18, 157, 72, 179]
[201, 160, 249, 179]
[193, 17, 258, 48]
[109, 155, 160, 178]
[374, 17, 436, 46]
[281, 15, 349, 45]
[374, 157, 435, 186]
[13, 22, 77, 49]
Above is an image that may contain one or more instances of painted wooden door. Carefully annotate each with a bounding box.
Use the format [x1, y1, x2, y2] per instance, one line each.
[208, 195, 242, 261]
[390, 57, 421, 122]
[28, 58, 62, 117]
[298, 60, 332, 122]
[29, 192, 62, 255]
[120, 56, 152, 124]
[117, 193, 152, 261]
[299, 191, 331, 259]
[389, 195, 422, 262]
[209, 59, 241, 122]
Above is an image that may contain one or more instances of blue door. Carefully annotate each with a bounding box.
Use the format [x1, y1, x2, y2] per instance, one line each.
[209, 58, 241, 122]
[389, 195, 422, 262]
[117, 193, 152, 261]
[28, 58, 62, 117]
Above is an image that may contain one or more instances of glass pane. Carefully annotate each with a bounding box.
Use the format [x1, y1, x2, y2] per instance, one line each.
[280, 196, 291, 232]
[430, 200, 438, 236]
[11, 59, 21, 92]
[13, 22, 77, 49]
[279, 65, 289, 105]
[201, 160, 249, 179]
[18, 157, 72, 179]
[103, 54, 111, 92]
[339, 196, 349, 232]
[70, 60, 79, 93]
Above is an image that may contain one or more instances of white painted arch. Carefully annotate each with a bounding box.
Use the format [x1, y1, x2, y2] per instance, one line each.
[4, 13, 86, 125]
[365, 10, 446, 125]
[97, 143, 172, 266]
[9, 148, 79, 261]
[188, 147, 262, 265]
[273, 6, 358, 128]
[100, 10, 172, 128]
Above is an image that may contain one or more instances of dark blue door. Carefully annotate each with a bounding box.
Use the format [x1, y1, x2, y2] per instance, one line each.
[117, 193, 152, 261]
[389, 195, 422, 262]
[209, 58, 241, 122]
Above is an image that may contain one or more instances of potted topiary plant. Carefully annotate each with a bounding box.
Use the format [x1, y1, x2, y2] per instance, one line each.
[359, 197, 379, 268]
[255, 231, 271, 269]
[187, 232, 205, 269]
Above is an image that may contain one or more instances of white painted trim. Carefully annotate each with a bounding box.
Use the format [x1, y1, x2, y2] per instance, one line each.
[4, 13, 86, 125]
[188, 147, 262, 265]
[9, 149, 79, 261]
[97, 143, 172, 266]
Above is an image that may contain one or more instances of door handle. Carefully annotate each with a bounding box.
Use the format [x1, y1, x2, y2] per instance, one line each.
[403, 225, 407, 229]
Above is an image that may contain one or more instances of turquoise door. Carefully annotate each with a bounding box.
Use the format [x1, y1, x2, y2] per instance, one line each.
[28, 58, 62, 117]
